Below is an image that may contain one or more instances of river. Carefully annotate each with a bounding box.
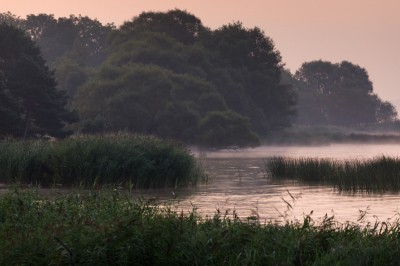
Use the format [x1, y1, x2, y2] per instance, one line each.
[141, 143, 400, 225]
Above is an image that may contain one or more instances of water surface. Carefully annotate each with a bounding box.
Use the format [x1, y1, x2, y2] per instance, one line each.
[161, 143, 400, 224]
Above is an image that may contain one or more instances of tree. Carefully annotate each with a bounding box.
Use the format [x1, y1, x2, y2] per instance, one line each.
[198, 111, 260, 147]
[202, 22, 296, 133]
[0, 79, 22, 136]
[52, 57, 90, 98]
[0, 12, 24, 28]
[23, 14, 114, 65]
[375, 98, 397, 123]
[294, 60, 397, 126]
[0, 13, 114, 102]
[73, 10, 296, 146]
[116, 9, 206, 45]
[74, 63, 232, 143]
[0, 24, 76, 138]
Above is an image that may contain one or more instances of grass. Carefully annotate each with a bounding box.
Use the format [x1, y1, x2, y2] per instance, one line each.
[0, 134, 204, 188]
[266, 156, 400, 193]
[1, 188, 400, 265]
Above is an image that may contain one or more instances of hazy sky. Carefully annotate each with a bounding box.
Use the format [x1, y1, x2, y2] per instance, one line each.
[3, 0, 400, 108]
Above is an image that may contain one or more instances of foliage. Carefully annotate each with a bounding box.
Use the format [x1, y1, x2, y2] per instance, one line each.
[1, 188, 400, 265]
[0, 12, 114, 100]
[22, 14, 114, 66]
[75, 64, 235, 142]
[0, 23, 77, 138]
[201, 22, 297, 133]
[75, 28, 264, 146]
[0, 12, 24, 28]
[0, 134, 203, 188]
[117, 9, 206, 45]
[74, 11, 295, 146]
[291, 60, 397, 126]
[3, 10, 397, 144]
[52, 57, 92, 99]
[198, 111, 260, 147]
[266, 156, 400, 193]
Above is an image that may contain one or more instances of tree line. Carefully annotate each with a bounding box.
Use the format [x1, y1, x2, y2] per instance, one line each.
[0, 10, 397, 146]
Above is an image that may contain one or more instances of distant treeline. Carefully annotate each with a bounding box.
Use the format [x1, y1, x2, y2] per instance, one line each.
[0, 10, 397, 146]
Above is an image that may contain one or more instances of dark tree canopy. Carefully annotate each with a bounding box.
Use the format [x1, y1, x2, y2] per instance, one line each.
[21, 14, 114, 65]
[205, 22, 282, 73]
[293, 60, 397, 126]
[4, 10, 396, 145]
[117, 9, 206, 45]
[202, 22, 296, 133]
[0, 24, 76, 138]
[73, 10, 296, 146]
[198, 111, 260, 147]
[0, 12, 24, 28]
[0, 12, 115, 100]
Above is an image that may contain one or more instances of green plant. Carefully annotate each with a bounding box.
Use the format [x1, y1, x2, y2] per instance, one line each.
[0, 134, 205, 188]
[266, 156, 400, 193]
[1, 188, 400, 265]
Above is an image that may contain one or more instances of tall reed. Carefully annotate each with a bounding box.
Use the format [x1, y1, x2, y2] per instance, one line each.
[266, 156, 400, 193]
[0, 134, 204, 188]
[1, 188, 400, 265]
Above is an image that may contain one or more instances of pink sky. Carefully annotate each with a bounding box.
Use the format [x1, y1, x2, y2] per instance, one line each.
[3, 0, 400, 108]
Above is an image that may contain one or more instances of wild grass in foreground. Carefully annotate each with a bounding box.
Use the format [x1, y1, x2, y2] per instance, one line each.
[266, 156, 400, 193]
[1, 188, 400, 265]
[0, 134, 204, 188]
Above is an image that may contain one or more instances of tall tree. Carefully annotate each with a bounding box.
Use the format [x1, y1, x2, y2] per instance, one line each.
[0, 12, 114, 100]
[23, 14, 114, 65]
[0, 24, 76, 138]
[202, 22, 296, 133]
[294, 60, 397, 126]
[116, 9, 206, 45]
[0, 12, 24, 28]
[74, 10, 297, 146]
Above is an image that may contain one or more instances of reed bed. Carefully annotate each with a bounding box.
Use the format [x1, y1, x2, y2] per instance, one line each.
[1, 188, 400, 265]
[266, 156, 400, 193]
[0, 134, 204, 188]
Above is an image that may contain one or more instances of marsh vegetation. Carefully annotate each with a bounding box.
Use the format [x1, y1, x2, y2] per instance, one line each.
[1, 9, 400, 264]
[1, 140, 400, 264]
[1, 188, 400, 265]
[266, 156, 400, 193]
[0, 134, 203, 188]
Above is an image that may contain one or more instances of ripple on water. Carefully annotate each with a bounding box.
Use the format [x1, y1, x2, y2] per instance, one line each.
[174, 144, 400, 224]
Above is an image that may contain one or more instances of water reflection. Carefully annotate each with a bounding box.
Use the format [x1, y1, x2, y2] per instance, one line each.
[167, 144, 400, 224]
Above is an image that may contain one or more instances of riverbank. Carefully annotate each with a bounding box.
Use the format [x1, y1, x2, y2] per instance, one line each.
[0, 188, 399, 265]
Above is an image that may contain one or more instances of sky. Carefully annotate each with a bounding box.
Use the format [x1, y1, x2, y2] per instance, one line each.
[2, 0, 400, 109]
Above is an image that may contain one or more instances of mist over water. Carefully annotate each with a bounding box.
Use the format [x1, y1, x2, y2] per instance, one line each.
[191, 143, 400, 159]
[161, 143, 400, 224]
